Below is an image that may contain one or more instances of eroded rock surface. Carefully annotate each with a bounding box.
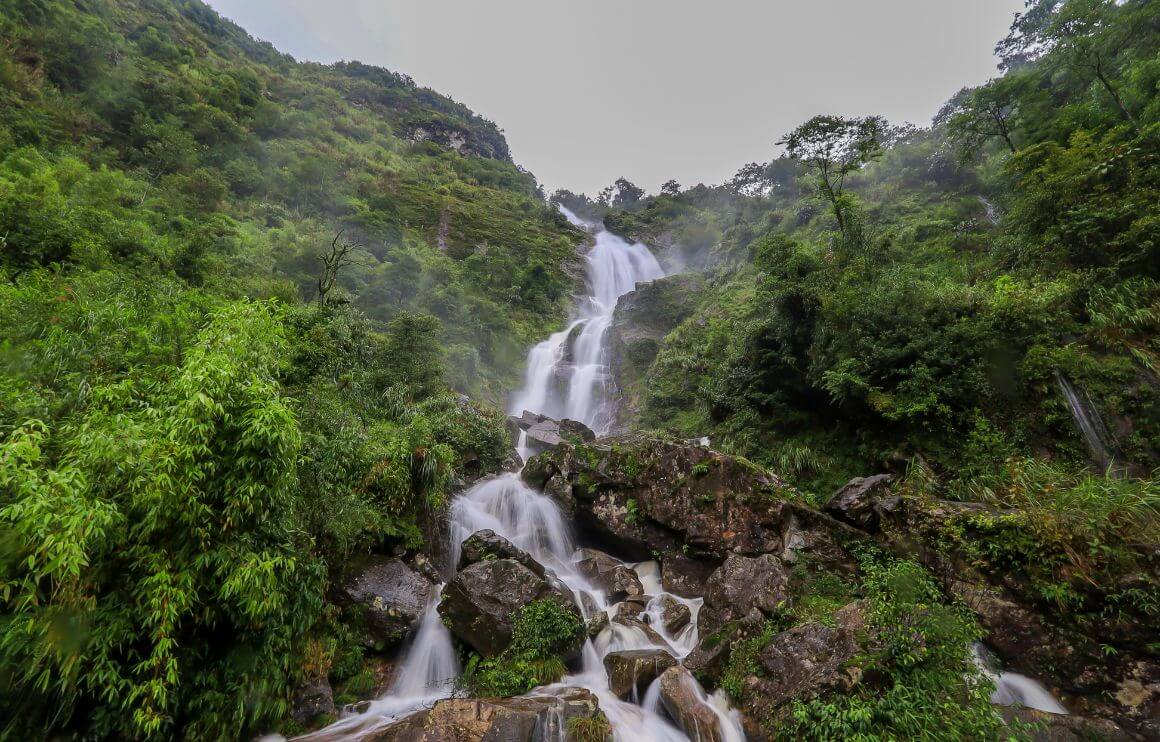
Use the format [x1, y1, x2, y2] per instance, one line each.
[604, 649, 678, 700]
[341, 557, 434, 646]
[698, 553, 792, 637]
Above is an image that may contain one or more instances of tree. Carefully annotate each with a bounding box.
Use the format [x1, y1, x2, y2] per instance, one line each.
[660, 179, 682, 197]
[938, 74, 1031, 158]
[597, 177, 645, 208]
[316, 231, 361, 306]
[777, 115, 888, 242]
[998, 0, 1146, 131]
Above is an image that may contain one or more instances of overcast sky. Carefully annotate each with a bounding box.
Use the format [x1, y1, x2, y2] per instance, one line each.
[206, 0, 1024, 195]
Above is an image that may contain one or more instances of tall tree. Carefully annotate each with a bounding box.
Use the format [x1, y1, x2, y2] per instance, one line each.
[777, 115, 888, 242]
[938, 74, 1032, 158]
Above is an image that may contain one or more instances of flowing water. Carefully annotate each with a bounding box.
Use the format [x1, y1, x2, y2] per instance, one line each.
[301, 207, 743, 740]
[1055, 370, 1121, 474]
[972, 644, 1069, 715]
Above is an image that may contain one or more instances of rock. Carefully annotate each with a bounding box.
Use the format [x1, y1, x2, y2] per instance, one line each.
[368, 686, 606, 741]
[604, 649, 678, 700]
[501, 448, 523, 473]
[658, 666, 729, 742]
[657, 594, 691, 635]
[1000, 708, 1134, 741]
[438, 558, 582, 659]
[608, 273, 706, 427]
[747, 602, 866, 711]
[341, 557, 434, 645]
[613, 614, 673, 652]
[586, 611, 609, 637]
[823, 474, 898, 531]
[523, 435, 864, 563]
[508, 411, 595, 456]
[660, 554, 718, 598]
[409, 553, 443, 584]
[698, 553, 792, 637]
[575, 548, 644, 602]
[290, 677, 335, 725]
[684, 608, 765, 686]
[456, 529, 546, 579]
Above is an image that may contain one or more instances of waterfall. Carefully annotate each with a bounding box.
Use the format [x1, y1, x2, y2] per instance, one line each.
[302, 207, 744, 741]
[973, 644, 1068, 715]
[1055, 370, 1120, 473]
[509, 206, 663, 435]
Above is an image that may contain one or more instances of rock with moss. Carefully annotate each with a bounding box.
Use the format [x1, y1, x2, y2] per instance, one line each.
[657, 665, 731, 742]
[368, 687, 606, 741]
[438, 558, 582, 659]
[603, 649, 678, 700]
[340, 557, 434, 647]
[698, 553, 792, 637]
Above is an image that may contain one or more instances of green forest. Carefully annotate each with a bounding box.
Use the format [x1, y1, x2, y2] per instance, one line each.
[0, 0, 1157, 739]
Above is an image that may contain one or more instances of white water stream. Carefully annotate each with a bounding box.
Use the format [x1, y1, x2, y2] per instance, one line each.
[302, 209, 743, 740]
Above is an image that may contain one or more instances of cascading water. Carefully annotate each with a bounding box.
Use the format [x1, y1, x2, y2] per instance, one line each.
[302, 207, 743, 740]
[509, 207, 663, 436]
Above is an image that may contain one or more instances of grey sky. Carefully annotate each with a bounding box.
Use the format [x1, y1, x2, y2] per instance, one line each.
[206, 0, 1024, 195]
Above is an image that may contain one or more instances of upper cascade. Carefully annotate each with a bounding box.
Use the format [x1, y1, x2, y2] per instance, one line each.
[509, 207, 664, 437]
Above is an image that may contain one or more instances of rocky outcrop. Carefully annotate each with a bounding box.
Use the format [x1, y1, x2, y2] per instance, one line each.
[508, 411, 595, 457]
[368, 687, 606, 741]
[522, 435, 864, 564]
[823, 474, 899, 532]
[438, 558, 582, 659]
[607, 273, 706, 427]
[748, 602, 866, 710]
[658, 666, 730, 742]
[340, 557, 434, 646]
[457, 529, 549, 579]
[660, 554, 719, 599]
[603, 649, 678, 700]
[698, 553, 792, 637]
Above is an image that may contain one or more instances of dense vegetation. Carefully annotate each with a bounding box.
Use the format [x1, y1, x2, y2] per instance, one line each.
[595, 0, 1158, 502]
[0, 0, 580, 737]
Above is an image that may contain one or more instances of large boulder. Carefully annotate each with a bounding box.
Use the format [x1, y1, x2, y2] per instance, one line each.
[823, 474, 900, 532]
[660, 554, 719, 599]
[438, 558, 582, 659]
[508, 411, 595, 457]
[603, 649, 678, 700]
[340, 557, 434, 646]
[290, 677, 335, 725]
[368, 687, 606, 741]
[657, 594, 691, 635]
[657, 666, 731, 742]
[685, 608, 766, 687]
[698, 554, 792, 637]
[575, 548, 644, 602]
[457, 529, 548, 579]
[522, 435, 864, 564]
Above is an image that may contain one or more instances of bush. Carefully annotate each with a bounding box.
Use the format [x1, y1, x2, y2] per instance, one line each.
[465, 599, 584, 697]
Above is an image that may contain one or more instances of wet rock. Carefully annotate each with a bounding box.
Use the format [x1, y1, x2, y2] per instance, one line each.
[508, 411, 595, 456]
[438, 558, 582, 659]
[698, 553, 791, 637]
[657, 594, 691, 635]
[612, 614, 673, 651]
[409, 553, 443, 584]
[658, 666, 729, 742]
[823, 473, 899, 532]
[456, 529, 546, 579]
[500, 448, 523, 473]
[340, 557, 434, 646]
[290, 677, 335, 725]
[660, 554, 718, 598]
[586, 611, 609, 637]
[369, 686, 606, 741]
[575, 548, 644, 602]
[604, 649, 678, 700]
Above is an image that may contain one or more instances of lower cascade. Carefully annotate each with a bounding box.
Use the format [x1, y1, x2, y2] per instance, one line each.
[302, 209, 743, 740]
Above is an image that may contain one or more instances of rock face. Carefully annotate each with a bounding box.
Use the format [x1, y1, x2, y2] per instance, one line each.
[823, 474, 899, 531]
[457, 529, 548, 579]
[369, 686, 605, 741]
[603, 649, 678, 700]
[607, 273, 706, 427]
[660, 554, 719, 599]
[341, 557, 434, 645]
[522, 435, 863, 564]
[699, 553, 792, 637]
[657, 594, 691, 634]
[438, 558, 582, 659]
[658, 666, 730, 742]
